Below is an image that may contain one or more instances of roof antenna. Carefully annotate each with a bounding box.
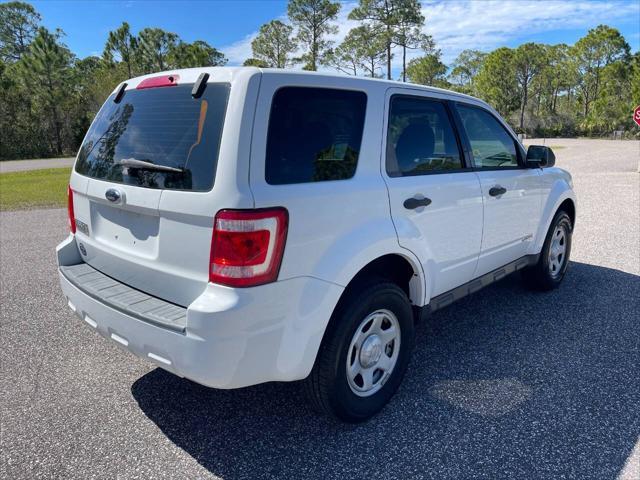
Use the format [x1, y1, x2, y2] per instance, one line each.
[114, 83, 127, 103]
[191, 73, 209, 99]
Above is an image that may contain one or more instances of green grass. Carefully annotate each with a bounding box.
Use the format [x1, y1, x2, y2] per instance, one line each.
[0, 167, 71, 211]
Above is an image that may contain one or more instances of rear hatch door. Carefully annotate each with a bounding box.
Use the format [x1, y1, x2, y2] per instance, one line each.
[71, 77, 232, 306]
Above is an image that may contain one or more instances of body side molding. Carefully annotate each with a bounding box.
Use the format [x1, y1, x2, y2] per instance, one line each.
[427, 254, 540, 313]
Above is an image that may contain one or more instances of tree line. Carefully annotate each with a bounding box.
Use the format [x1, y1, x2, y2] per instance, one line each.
[0, 1, 227, 160]
[1, 0, 638, 160]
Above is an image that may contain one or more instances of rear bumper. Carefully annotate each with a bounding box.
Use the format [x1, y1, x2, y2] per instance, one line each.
[56, 236, 344, 389]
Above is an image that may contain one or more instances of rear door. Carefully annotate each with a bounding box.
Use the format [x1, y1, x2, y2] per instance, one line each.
[69, 71, 256, 306]
[453, 103, 542, 276]
[383, 89, 483, 298]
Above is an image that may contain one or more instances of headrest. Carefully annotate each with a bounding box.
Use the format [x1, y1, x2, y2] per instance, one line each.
[395, 123, 435, 173]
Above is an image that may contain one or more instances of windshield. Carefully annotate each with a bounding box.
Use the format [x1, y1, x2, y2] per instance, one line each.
[75, 83, 229, 191]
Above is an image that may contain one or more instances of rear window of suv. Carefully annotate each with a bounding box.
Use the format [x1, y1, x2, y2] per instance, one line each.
[265, 87, 367, 185]
[75, 83, 229, 191]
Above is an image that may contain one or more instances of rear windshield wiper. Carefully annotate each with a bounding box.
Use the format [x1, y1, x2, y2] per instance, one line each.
[117, 158, 184, 173]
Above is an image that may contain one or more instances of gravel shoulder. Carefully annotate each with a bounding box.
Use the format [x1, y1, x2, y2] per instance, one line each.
[1, 139, 638, 479]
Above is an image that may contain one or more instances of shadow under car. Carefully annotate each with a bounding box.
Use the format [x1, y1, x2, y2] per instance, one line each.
[131, 261, 640, 479]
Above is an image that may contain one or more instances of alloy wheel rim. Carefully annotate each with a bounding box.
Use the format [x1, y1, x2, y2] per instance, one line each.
[548, 224, 567, 278]
[346, 309, 401, 397]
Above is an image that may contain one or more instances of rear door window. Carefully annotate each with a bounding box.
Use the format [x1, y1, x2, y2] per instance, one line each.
[386, 95, 463, 176]
[265, 87, 367, 185]
[75, 83, 229, 191]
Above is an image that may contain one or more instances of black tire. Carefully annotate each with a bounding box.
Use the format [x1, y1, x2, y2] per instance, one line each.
[303, 279, 415, 422]
[522, 210, 572, 291]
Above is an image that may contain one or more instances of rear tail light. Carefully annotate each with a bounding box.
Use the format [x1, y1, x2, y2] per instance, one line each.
[67, 185, 76, 234]
[210, 208, 288, 287]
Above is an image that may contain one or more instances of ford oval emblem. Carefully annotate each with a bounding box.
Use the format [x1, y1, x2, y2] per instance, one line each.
[105, 188, 121, 203]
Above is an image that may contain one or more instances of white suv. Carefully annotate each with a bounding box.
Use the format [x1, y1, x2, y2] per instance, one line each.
[57, 67, 576, 422]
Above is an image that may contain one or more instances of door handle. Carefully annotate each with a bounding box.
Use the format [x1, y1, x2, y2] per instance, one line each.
[489, 186, 507, 197]
[403, 196, 432, 210]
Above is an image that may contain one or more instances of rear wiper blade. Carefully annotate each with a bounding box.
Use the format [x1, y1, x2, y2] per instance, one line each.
[117, 158, 184, 172]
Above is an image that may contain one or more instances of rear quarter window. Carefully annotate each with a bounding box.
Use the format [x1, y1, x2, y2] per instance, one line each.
[265, 87, 367, 185]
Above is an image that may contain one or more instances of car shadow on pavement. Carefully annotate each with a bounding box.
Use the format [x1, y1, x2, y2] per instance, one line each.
[131, 261, 639, 479]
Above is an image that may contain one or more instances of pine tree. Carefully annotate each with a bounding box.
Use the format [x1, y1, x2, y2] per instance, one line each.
[19, 27, 73, 155]
[287, 0, 340, 71]
[103, 22, 137, 77]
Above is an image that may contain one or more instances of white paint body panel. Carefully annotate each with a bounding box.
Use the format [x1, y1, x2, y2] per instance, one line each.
[473, 168, 542, 276]
[532, 167, 576, 252]
[386, 171, 484, 298]
[57, 67, 576, 388]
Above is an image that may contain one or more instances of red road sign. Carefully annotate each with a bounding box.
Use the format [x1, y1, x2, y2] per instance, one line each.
[634, 105, 640, 127]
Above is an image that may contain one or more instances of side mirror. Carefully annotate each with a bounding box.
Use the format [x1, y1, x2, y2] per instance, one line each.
[526, 145, 555, 168]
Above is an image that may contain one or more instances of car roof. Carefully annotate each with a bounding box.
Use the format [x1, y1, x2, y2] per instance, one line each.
[257, 67, 481, 102]
[119, 66, 485, 105]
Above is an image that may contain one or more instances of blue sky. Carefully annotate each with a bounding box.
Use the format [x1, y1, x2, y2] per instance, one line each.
[31, 0, 640, 75]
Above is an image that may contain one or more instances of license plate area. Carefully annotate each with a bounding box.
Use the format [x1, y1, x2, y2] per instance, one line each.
[90, 202, 160, 259]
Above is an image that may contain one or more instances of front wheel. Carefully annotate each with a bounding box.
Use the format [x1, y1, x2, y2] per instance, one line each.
[522, 210, 573, 290]
[303, 280, 415, 422]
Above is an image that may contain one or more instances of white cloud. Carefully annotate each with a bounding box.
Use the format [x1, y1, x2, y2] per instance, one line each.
[223, 32, 257, 65]
[221, 0, 639, 73]
[222, 11, 293, 65]
[422, 0, 638, 64]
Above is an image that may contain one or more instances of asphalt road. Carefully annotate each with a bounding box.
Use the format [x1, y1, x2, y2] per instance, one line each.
[1, 139, 639, 479]
[0, 157, 75, 173]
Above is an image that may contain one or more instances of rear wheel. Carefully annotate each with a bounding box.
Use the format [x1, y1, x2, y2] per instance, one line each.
[522, 210, 572, 290]
[304, 280, 415, 422]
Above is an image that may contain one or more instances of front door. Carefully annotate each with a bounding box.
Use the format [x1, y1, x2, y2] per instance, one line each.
[454, 103, 542, 277]
[383, 90, 484, 299]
